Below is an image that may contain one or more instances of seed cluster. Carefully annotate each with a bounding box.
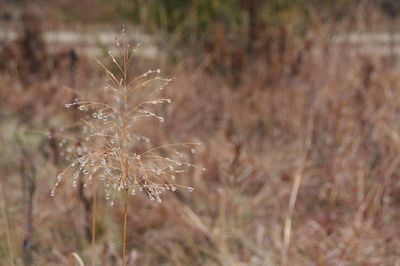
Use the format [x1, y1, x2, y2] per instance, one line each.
[51, 30, 203, 204]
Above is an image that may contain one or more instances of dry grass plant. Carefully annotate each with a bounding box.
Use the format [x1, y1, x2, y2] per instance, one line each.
[51, 28, 203, 266]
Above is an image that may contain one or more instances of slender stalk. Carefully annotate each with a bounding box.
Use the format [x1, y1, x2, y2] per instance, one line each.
[68, 252, 85, 266]
[91, 177, 96, 266]
[68, 254, 73, 266]
[281, 169, 302, 266]
[0, 183, 15, 266]
[121, 30, 128, 266]
[121, 188, 128, 266]
[281, 106, 314, 266]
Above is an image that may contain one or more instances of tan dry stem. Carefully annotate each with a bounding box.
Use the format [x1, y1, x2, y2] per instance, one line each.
[122, 187, 129, 266]
[68, 252, 85, 266]
[0, 182, 15, 266]
[92, 177, 96, 266]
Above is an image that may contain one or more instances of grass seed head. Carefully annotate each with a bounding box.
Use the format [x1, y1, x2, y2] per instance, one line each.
[51, 30, 203, 203]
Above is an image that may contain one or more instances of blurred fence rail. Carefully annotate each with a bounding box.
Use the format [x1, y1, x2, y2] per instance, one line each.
[0, 28, 159, 58]
[333, 32, 400, 56]
[2, 27, 400, 60]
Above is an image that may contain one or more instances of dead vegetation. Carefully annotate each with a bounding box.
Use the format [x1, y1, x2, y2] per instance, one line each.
[2, 3, 400, 266]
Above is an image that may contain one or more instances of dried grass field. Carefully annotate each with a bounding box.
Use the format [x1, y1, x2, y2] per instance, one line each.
[1, 1, 400, 265]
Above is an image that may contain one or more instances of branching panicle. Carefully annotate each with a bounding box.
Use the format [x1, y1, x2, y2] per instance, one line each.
[51, 30, 203, 204]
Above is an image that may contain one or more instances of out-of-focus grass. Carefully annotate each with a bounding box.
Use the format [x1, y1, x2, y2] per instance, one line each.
[2, 1, 400, 265]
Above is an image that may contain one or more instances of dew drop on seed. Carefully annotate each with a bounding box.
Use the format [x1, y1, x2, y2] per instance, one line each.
[187, 187, 194, 192]
[73, 180, 77, 187]
[156, 69, 161, 73]
[77, 146, 83, 156]
[50, 190, 55, 197]
[65, 103, 72, 108]
[110, 201, 114, 206]
[190, 148, 195, 154]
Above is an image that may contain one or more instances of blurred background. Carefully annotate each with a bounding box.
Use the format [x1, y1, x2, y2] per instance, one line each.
[2, 0, 400, 265]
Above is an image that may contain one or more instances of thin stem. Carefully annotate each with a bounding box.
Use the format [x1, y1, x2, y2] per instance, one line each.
[68, 252, 85, 266]
[92, 177, 97, 266]
[0, 182, 14, 266]
[121, 188, 128, 266]
[281, 106, 314, 266]
[281, 169, 302, 266]
[121, 33, 129, 266]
